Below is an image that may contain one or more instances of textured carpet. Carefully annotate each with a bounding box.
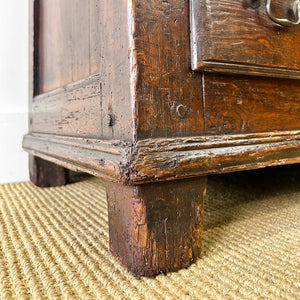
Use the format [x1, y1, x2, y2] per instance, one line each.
[0, 165, 299, 299]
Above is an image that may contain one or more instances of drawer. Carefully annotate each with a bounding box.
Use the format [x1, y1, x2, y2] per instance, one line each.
[203, 73, 300, 134]
[190, 0, 300, 78]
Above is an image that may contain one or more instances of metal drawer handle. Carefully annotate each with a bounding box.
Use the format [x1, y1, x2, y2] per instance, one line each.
[266, 0, 300, 27]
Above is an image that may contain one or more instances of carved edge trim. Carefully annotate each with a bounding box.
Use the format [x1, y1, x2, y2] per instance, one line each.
[23, 133, 130, 182]
[23, 131, 300, 185]
[194, 61, 300, 80]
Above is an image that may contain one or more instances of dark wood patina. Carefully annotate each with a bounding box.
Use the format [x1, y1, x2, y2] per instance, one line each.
[23, 0, 300, 276]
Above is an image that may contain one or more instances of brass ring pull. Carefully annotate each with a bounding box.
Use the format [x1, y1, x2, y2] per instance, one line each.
[266, 0, 300, 26]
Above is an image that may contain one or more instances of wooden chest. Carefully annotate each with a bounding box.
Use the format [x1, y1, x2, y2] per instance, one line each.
[23, 0, 300, 276]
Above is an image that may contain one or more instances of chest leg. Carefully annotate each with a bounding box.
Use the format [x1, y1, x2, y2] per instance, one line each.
[106, 176, 207, 277]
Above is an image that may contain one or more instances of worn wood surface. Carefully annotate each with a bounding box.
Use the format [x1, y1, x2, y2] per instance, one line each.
[203, 73, 300, 134]
[23, 131, 300, 185]
[24, 134, 127, 181]
[106, 177, 206, 277]
[32, 0, 133, 141]
[31, 74, 103, 137]
[29, 155, 68, 187]
[190, 0, 300, 78]
[31, 0, 206, 141]
[134, 0, 204, 139]
[130, 134, 300, 184]
[24, 0, 300, 277]
[35, 0, 100, 94]
[29, 0, 300, 141]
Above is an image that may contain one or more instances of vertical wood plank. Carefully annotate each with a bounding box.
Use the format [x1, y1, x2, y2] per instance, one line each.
[99, 0, 132, 141]
[38, 0, 73, 93]
[134, 0, 205, 139]
[71, 0, 90, 80]
[37, 0, 93, 93]
[89, 0, 101, 75]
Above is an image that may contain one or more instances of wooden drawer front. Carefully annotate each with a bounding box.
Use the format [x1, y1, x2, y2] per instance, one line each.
[190, 0, 300, 78]
[204, 74, 300, 134]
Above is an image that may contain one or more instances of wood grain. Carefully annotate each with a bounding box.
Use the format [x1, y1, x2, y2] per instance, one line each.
[36, 0, 100, 94]
[134, 0, 205, 139]
[106, 177, 206, 277]
[23, 131, 300, 185]
[23, 134, 126, 182]
[31, 0, 133, 141]
[31, 74, 103, 138]
[27, 1, 300, 182]
[99, 0, 133, 141]
[130, 135, 300, 184]
[37, 0, 73, 93]
[203, 73, 300, 134]
[29, 155, 68, 187]
[190, 0, 300, 78]
[25, 0, 300, 277]
[89, 0, 101, 75]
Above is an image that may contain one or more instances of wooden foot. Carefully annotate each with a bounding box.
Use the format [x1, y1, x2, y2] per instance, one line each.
[29, 155, 69, 187]
[106, 177, 207, 277]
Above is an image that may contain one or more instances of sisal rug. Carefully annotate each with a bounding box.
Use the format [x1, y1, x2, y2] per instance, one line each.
[0, 165, 299, 299]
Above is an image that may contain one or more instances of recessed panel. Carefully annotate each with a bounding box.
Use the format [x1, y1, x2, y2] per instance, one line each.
[35, 0, 101, 94]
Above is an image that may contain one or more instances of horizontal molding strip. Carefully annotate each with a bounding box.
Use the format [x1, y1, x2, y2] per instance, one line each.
[23, 134, 129, 182]
[23, 131, 300, 184]
[34, 73, 101, 102]
[197, 61, 300, 80]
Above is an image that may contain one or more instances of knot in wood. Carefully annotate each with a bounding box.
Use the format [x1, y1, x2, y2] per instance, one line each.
[245, 0, 261, 9]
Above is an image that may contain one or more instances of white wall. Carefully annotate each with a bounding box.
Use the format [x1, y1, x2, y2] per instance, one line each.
[0, 1, 29, 183]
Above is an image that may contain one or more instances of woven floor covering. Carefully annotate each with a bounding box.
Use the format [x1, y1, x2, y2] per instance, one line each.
[0, 165, 299, 299]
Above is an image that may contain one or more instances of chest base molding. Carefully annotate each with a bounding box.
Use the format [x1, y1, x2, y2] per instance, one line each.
[23, 131, 300, 185]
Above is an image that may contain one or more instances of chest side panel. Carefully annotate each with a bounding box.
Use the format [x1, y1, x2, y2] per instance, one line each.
[31, 0, 133, 141]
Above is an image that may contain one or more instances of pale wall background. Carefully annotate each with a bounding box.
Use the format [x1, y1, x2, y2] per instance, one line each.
[0, 1, 29, 183]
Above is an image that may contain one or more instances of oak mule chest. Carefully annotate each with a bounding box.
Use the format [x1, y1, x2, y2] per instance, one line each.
[23, 0, 300, 276]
